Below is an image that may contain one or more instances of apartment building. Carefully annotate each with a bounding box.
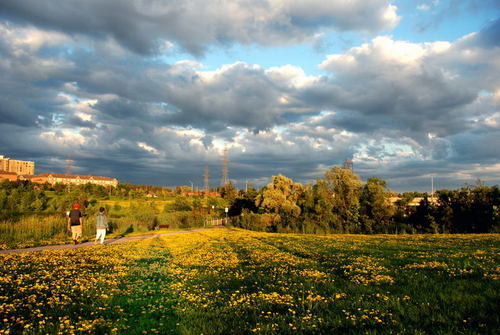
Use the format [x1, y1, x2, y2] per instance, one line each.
[0, 155, 35, 175]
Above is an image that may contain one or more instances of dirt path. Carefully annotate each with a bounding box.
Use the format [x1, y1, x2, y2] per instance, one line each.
[0, 226, 224, 255]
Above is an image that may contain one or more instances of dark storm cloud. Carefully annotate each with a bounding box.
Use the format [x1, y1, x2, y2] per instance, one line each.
[448, 129, 500, 164]
[0, 0, 157, 54]
[0, 0, 399, 56]
[0, 26, 310, 134]
[92, 98, 151, 120]
[161, 63, 300, 132]
[0, 98, 36, 127]
[64, 116, 96, 129]
[476, 18, 500, 48]
[311, 111, 389, 134]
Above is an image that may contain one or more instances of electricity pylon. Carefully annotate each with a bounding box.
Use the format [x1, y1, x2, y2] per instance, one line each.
[220, 147, 229, 186]
[204, 165, 210, 197]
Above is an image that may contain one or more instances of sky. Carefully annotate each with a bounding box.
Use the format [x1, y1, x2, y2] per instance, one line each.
[0, 0, 499, 192]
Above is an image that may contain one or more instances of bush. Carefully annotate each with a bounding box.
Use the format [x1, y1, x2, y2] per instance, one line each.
[236, 212, 275, 232]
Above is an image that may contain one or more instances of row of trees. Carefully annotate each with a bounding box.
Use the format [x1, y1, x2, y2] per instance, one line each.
[229, 167, 499, 234]
[2, 167, 499, 233]
[0, 180, 178, 216]
[0, 181, 111, 219]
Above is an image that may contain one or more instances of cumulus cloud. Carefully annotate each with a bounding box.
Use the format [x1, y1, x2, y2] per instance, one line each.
[0, 9, 499, 190]
[314, 34, 499, 139]
[0, 0, 400, 55]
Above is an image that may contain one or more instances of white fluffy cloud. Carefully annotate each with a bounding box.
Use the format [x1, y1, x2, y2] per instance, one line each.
[313, 34, 499, 138]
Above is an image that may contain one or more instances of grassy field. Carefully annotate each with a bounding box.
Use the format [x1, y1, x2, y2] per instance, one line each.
[1, 228, 498, 334]
[0, 214, 177, 250]
[99, 199, 175, 212]
[0, 202, 208, 249]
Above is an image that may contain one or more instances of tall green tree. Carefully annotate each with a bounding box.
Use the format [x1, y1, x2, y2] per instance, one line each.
[229, 184, 259, 217]
[255, 175, 303, 231]
[219, 182, 238, 203]
[322, 167, 362, 233]
[359, 177, 394, 233]
[408, 197, 439, 233]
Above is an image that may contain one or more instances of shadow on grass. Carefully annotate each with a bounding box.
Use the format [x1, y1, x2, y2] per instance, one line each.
[104, 242, 180, 334]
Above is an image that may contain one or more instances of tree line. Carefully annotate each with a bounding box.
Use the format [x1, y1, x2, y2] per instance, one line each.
[1, 167, 499, 234]
[0, 180, 173, 220]
[228, 167, 500, 234]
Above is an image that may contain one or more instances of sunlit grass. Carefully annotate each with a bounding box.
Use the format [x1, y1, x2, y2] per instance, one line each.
[1, 229, 498, 334]
[0, 211, 203, 250]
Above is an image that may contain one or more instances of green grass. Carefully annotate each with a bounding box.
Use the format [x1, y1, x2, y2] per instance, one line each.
[0, 209, 207, 249]
[0, 194, 223, 249]
[100, 199, 175, 212]
[102, 239, 180, 334]
[163, 230, 500, 334]
[1, 229, 498, 334]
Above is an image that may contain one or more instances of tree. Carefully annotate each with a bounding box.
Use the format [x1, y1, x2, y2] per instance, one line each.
[408, 197, 439, 233]
[359, 177, 394, 233]
[219, 182, 238, 203]
[255, 175, 303, 231]
[172, 195, 192, 211]
[310, 181, 337, 232]
[322, 167, 362, 233]
[441, 185, 500, 233]
[228, 185, 259, 217]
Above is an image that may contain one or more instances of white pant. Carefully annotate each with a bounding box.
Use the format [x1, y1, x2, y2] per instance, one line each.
[95, 228, 107, 244]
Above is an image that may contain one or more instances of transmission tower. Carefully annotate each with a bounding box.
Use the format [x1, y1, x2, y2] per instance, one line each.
[65, 157, 74, 175]
[343, 159, 353, 172]
[204, 165, 210, 196]
[220, 147, 229, 186]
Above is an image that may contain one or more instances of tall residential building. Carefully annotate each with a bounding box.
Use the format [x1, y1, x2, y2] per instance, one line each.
[0, 155, 35, 175]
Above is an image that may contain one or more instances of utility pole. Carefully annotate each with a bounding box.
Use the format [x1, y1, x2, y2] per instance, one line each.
[431, 175, 434, 199]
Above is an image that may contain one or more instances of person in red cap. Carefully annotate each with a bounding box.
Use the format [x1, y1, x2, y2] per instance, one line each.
[67, 203, 83, 244]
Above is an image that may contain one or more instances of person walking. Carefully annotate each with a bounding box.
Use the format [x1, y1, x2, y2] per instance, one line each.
[95, 207, 109, 245]
[67, 203, 83, 244]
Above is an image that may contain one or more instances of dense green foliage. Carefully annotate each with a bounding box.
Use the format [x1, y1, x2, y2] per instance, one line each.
[0, 180, 175, 220]
[0, 180, 228, 249]
[1, 164, 499, 249]
[231, 167, 500, 234]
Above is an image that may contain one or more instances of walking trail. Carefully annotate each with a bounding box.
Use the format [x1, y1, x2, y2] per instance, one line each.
[0, 226, 224, 255]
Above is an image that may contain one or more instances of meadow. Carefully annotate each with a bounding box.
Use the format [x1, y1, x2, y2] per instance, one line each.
[0, 198, 216, 250]
[1, 228, 498, 334]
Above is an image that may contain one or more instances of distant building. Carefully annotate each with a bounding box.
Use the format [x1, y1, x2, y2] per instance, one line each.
[0, 171, 19, 182]
[30, 173, 118, 187]
[0, 155, 35, 175]
[182, 191, 221, 197]
[389, 197, 439, 206]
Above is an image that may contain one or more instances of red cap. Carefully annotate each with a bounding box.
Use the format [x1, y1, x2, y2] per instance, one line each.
[73, 203, 80, 209]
